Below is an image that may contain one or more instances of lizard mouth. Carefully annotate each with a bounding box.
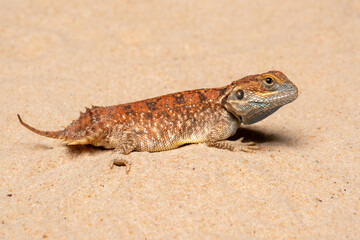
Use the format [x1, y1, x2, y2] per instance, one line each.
[250, 87, 298, 105]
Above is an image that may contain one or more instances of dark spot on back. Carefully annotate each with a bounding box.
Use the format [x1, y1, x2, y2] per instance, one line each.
[197, 91, 207, 102]
[146, 101, 157, 111]
[161, 110, 171, 119]
[215, 88, 227, 96]
[125, 110, 136, 117]
[123, 105, 132, 110]
[174, 95, 185, 104]
[153, 97, 161, 103]
[144, 112, 153, 120]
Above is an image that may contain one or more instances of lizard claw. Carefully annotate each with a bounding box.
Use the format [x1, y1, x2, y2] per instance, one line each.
[109, 158, 131, 174]
[239, 144, 260, 152]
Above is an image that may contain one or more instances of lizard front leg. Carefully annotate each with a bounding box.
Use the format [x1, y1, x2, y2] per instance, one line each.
[205, 119, 259, 152]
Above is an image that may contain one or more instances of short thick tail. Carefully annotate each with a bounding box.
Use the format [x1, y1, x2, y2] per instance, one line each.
[17, 114, 65, 139]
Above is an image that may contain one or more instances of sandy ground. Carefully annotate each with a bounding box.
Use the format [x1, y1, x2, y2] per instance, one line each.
[0, 0, 359, 239]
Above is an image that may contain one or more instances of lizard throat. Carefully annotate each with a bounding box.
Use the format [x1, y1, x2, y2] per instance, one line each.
[241, 105, 281, 124]
[239, 89, 298, 125]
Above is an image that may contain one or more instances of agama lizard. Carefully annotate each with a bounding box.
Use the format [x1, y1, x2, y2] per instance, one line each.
[18, 70, 298, 173]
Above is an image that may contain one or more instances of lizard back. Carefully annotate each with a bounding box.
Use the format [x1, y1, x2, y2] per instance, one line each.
[18, 85, 232, 148]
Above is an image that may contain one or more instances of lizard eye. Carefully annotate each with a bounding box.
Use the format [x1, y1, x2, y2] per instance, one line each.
[264, 77, 274, 85]
[235, 89, 244, 100]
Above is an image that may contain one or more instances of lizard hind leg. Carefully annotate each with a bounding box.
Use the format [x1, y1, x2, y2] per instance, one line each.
[107, 127, 138, 173]
[109, 158, 132, 173]
[110, 141, 136, 174]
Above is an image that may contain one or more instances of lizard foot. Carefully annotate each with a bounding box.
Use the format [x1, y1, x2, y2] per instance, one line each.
[206, 138, 259, 152]
[234, 137, 260, 153]
[109, 158, 131, 174]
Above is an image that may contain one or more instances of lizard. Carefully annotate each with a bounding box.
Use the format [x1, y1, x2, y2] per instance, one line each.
[18, 70, 298, 173]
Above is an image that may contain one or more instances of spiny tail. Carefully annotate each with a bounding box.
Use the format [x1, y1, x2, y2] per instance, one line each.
[17, 114, 65, 139]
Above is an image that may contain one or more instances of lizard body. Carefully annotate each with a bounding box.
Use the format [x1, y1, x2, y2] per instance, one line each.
[18, 70, 298, 171]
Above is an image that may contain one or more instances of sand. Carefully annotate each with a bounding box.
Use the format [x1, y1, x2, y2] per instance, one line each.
[1, 0, 359, 239]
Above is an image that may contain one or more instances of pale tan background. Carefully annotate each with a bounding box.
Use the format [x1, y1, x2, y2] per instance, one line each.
[0, 0, 359, 239]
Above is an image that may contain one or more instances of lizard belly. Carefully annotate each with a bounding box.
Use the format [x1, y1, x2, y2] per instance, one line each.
[134, 127, 209, 152]
[135, 113, 239, 152]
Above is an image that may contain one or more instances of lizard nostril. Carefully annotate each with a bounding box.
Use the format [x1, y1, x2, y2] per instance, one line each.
[286, 84, 297, 92]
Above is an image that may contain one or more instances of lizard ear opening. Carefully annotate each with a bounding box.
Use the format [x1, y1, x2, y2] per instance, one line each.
[218, 84, 236, 106]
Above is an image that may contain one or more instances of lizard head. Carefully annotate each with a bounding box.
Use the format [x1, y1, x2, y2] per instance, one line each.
[223, 71, 298, 125]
